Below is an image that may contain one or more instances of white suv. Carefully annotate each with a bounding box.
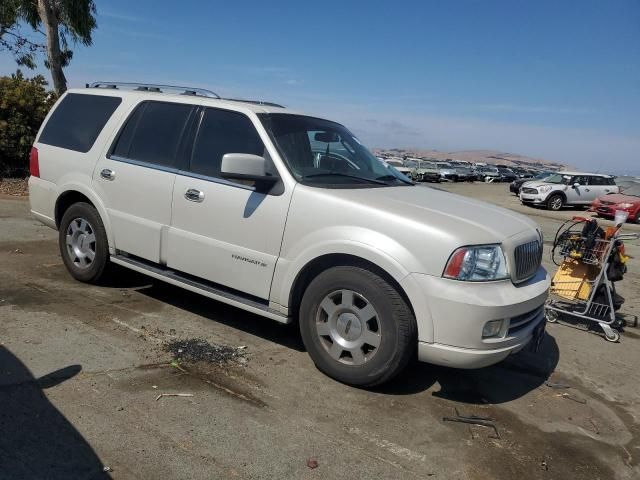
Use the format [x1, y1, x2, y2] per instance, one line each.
[28, 82, 550, 386]
[520, 171, 619, 211]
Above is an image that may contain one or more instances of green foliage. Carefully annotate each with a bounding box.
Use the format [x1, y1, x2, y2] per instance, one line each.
[0, 70, 57, 177]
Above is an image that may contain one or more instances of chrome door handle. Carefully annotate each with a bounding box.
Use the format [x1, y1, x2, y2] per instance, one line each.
[100, 168, 115, 180]
[184, 188, 204, 203]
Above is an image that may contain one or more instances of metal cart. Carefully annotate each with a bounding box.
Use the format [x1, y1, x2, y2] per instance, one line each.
[545, 219, 638, 342]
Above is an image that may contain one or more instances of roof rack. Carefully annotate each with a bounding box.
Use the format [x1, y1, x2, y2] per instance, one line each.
[221, 97, 285, 108]
[87, 81, 220, 99]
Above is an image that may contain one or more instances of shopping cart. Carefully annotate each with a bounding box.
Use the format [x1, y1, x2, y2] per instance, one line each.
[545, 212, 638, 342]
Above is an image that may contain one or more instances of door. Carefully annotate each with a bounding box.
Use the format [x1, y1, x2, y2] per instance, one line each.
[566, 175, 596, 205]
[588, 175, 616, 199]
[166, 107, 292, 300]
[93, 101, 195, 263]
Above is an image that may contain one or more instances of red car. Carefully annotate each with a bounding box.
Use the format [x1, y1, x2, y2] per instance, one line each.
[591, 182, 640, 223]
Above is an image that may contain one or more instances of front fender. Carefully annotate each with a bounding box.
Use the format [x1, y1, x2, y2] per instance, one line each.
[270, 226, 435, 342]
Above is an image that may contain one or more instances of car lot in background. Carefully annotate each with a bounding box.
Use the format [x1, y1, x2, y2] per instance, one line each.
[519, 171, 618, 211]
[404, 158, 441, 182]
[475, 165, 501, 182]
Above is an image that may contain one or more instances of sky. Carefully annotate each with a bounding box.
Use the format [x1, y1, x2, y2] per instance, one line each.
[2, 0, 639, 173]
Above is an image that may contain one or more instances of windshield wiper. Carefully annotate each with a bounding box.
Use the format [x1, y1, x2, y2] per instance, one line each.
[302, 172, 388, 185]
[376, 174, 414, 185]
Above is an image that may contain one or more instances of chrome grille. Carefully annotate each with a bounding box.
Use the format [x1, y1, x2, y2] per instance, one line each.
[514, 240, 542, 282]
[521, 187, 538, 194]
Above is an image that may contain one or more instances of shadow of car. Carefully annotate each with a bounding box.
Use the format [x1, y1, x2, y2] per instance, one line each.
[0, 347, 110, 479]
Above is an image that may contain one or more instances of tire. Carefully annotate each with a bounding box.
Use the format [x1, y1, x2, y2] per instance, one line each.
[299, 266, 417, 387]
[59, 202, 110, 283]
[547, 194, 564, 211]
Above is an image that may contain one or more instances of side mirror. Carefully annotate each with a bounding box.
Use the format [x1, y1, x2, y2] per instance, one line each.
[573, 182, 581, 188]
[220, 153, 278, 189]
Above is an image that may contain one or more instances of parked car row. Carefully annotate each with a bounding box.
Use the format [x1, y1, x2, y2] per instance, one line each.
[379, 157, 545, 183]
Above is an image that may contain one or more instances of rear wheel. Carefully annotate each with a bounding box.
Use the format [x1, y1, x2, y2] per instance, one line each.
[299, 266, 417, 387]
[547, 194, 564, 211]
[59, 202, 110, 283]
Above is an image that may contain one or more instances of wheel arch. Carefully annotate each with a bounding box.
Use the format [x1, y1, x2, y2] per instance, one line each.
[54, 184, 114, 250]
[287, 253, 415, 323]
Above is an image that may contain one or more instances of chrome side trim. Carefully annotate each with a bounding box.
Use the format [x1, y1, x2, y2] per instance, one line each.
[111, 254, 291, 324]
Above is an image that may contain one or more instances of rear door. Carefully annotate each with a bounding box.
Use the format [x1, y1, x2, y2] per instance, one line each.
[166, 107, 292, 300]
[93, 100, 195, 263]
[589, 176, 617, 199]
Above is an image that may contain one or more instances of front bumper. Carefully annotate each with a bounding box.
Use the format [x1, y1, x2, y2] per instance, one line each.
[405, 267, 550, 369]
[519, 192, 547, 204]
[595, 205, 636, 221]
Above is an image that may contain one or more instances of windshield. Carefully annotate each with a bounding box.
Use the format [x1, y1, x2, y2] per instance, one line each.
[534, 172, 551, 180]
[259, 114, 412, 187]
[543, 174, 572, 184]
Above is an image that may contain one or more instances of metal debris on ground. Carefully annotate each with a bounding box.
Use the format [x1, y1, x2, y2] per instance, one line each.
[155, 393, 194, 401]
[558, 392, 587, 404]
[306, 457, 319, 469]
[165, 338, 246, 364]
[443, 408, 501, 439]
[545, 381, 571, 389]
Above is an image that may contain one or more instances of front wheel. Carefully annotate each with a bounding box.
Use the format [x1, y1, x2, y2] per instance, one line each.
[547, 194, 564, 211]
[59, 202, 110, 283]
[299, 266, 417, 387]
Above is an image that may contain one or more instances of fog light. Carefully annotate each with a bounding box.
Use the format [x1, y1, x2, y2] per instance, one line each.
[482, 320, 504, 338]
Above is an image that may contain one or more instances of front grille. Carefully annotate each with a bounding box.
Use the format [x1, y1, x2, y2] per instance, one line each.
[521, 187, 538, 194]
[514, 240, 543, 282]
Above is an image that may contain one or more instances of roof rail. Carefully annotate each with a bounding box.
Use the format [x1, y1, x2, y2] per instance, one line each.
[87, 81, 220, 99]
[222, 97, 285, 108]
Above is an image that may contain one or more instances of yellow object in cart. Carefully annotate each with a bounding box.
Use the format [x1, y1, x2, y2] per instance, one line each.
[551, 259, 599, 301]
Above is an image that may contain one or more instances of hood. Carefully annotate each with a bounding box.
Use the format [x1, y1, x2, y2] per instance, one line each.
[523, 181, 561, 189]
[597, 193, 640, 204]
[328, 185, 537, 241]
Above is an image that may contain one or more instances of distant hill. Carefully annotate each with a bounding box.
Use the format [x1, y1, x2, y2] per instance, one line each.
[373, 148, 568, 170]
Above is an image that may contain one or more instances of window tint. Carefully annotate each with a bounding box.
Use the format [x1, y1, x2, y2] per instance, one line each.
[189, 108, 264, 178]
[112, 101, 193, 168]
[39, 93, 121, 152]
[574, 176, 588, 185]
[589, 176, 607, 186]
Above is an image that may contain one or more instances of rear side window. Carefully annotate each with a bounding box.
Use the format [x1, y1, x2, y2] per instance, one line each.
[111, 101, 193, 169]
[189, 108, 264, 178]
[39, 93, 121, 152]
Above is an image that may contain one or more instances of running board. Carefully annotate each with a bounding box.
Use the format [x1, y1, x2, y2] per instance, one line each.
[110, 254, 290, 324]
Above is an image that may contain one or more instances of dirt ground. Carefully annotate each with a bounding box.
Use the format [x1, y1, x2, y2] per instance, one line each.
[1, 182, 639, 480]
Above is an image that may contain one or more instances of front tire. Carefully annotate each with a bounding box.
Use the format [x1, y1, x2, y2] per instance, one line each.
[299, 266, 417, 387]
[59, 202, 110, 283]
[547, 194, 564, 211]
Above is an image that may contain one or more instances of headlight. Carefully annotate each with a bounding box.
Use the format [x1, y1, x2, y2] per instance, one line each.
[538, 185, 553, 193]
[443, 245, 509, 281]
[618, 203, 634, 209]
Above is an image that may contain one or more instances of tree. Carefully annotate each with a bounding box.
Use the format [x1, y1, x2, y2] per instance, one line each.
[0, 70, 57, 176]
[0, 0, 97, 95]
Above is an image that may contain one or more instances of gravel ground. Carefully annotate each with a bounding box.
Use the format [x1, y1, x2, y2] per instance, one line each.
[1, 185, 639, 480]
[0, 178, 29, 197]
